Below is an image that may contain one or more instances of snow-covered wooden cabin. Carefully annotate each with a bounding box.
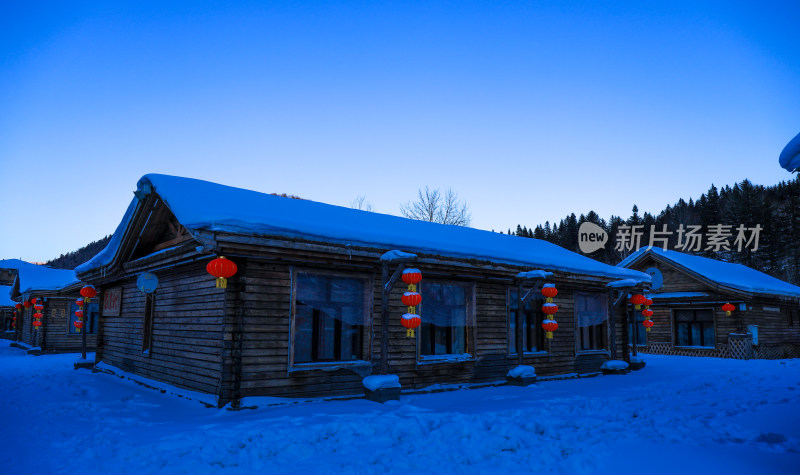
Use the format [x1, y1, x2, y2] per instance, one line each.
[9, 264, 97, 354]
[77, 174, 651, 406]
[619, 248, 800, 359]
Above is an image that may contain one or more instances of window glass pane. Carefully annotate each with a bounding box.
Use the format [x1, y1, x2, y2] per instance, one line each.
[294, 272, 368, 363]
[295, 305, 313, 363]
[696, 309, 714, 322]
[421, 282, 471, 356]
[690, 325, 700, 346]
[675, 310, 692, 322]
[576, 293, 608, 328]
[677, 323, 689, 346]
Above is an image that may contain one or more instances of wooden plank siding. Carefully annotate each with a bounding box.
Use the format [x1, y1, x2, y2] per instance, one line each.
[96, 261, 226, 396]
[629, 256, 800, 358]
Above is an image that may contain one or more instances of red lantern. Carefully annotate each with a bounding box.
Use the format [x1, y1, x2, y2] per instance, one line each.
[76, 298, 84, 307]
[73, 320, 83, 331]
[644, 298, 653, 307]
[74, 309, 84, 318]
[32, 320, 42, 328]
[33, 312, 43, 319]
[630, 294, 646, 310]
[643, 319, 654, 331]
[542, 319, 559, 339]
[542, 303, 558, 315]
[721, 303, 736, 316]
[80, 285, 98, 300]
[30, 298, 38, 305]
[15, 303, 22, 310]
[34, 303, 44, 311]
[401, 292, 422, 307]
[23, 301, 32, 308]
[401, 268, 422, 285]
[541, 284, 558, 299]
[206, 256, 238, 289]
[642, 309, 654, 318]
[401, 313, 421, 337]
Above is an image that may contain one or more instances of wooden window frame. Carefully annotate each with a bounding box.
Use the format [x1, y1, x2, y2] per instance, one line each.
[288, 268, 373, 369]
[417, 280, 476, 362]
[574, 291, 610, 355]
[672, 307, 715, 348]
[507, 287, 547, 356]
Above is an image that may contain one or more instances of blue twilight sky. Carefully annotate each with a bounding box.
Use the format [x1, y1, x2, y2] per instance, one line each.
[1, 1, 799, 263]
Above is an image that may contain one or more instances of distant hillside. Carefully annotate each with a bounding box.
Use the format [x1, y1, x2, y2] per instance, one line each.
[46, 235, 112, 270]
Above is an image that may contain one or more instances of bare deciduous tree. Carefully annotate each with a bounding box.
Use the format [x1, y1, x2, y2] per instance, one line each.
[400, 186, 471, 226]
[350, 195, 374, 212]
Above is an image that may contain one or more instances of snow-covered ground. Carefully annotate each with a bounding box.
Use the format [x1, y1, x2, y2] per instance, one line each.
[1, 340, 798, 474]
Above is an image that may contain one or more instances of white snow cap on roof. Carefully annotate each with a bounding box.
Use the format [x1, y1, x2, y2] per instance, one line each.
[78, 174, 650, 282]
[779, 131, 800, 172]
[618, 247, 800, 298]
[17, 266, 79, 295]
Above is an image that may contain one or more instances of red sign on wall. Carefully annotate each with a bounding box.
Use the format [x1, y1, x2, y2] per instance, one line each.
[103, 287, 122, 317]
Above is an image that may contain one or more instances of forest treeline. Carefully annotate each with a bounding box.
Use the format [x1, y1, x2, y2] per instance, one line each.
[507, 176, 800, 285]
[46, 235, 111, 270]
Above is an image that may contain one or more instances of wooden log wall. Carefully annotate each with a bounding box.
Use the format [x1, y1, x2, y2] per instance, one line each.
[97, 260, 226, 396]
[218, 242, 623, 400]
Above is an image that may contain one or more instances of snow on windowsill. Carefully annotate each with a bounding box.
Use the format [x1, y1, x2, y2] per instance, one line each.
[601, 360, 629, 370]
[363, 374, 400, 391]
[507, 365, 537, 378]
[417, 353, 474, 365]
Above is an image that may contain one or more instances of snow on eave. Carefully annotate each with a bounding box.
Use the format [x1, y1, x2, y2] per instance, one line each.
[619, 247, 800, 299]
[779, 131, 800, 173]
[607, 278, 643, 288]
[15, 266, 80, 296]
[78, 174, 651, 282]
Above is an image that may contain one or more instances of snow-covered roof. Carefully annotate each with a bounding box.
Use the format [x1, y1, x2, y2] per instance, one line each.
[0, 285, 15, 307]
[779, 131, 800, 173]
[15, 266, 80, 296]
[78, 174, 650, 282]
[0, 259, 42, 271]
[618, 247, 800, 298]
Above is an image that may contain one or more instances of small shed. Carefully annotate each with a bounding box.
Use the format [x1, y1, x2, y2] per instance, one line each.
[9, 264, 94, 354]
[77, 174, 651, 406]
[619, 248, 800, 359]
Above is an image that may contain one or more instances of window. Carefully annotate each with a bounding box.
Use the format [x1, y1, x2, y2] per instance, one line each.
[628, 311, 647, 346]
[576, 292, 608, 352]
[674, 309, 714, 347]
[419, 282, 474, 357]
[508, 287, 545, 354]
[293, 271, 370, 364]
[142, 294, 155, 353]
[69, 302, 99, 334]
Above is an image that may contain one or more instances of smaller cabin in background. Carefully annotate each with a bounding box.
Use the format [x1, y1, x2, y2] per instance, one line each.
[619, 248, 800, 359]
[9, 263, 96, 354]
[1, 284, 15, 337]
